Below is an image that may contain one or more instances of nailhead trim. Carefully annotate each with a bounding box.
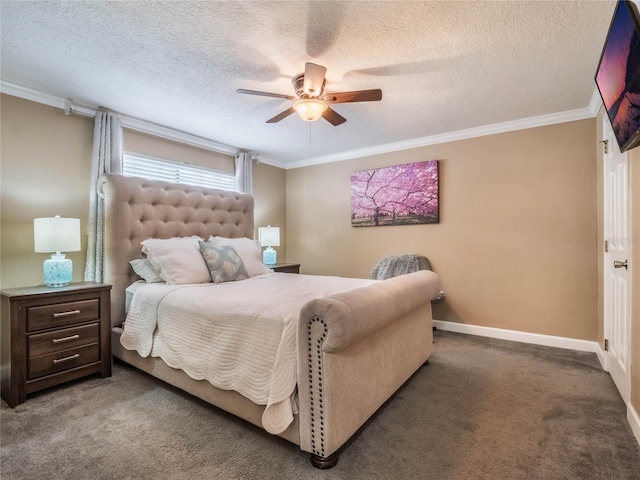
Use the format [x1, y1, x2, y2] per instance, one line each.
[307, 316, 328, 458]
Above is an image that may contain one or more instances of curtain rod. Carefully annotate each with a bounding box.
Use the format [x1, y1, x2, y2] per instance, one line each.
[62, 98, 239, 157]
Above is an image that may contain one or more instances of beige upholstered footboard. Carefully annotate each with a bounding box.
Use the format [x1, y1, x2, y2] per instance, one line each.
[297, 270, 440, 466]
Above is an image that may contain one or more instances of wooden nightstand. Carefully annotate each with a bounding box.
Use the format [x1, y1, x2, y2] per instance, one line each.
[0, 282, 112, 408]
[272, 263, 300, 274]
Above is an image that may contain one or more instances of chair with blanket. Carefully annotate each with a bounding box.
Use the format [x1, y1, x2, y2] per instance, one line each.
[371, 254, 445, 303]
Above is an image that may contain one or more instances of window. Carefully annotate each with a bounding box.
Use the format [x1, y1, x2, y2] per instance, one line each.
[123, 152, 236, 191]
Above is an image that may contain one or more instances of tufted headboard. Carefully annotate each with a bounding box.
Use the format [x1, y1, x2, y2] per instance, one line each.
[98, 173, 255, 326]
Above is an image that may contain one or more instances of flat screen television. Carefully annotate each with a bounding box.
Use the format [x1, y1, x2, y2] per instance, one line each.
[595, 0, 640, 153]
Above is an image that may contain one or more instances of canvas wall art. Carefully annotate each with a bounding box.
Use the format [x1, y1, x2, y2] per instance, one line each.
[350, 160, 439, 227]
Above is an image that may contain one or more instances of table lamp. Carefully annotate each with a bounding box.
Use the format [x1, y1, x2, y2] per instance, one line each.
[258, 225, 280, 267]
[34, 216, 81, 287]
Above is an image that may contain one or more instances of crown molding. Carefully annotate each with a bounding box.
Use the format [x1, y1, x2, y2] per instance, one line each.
[253, 154, 287, 169]
[0, 81, 253, 161]
[2, 80, 65, 108]
[286, 105, 598, 169]
[2, 80, 599, 171]
[1, 81, 97, 116]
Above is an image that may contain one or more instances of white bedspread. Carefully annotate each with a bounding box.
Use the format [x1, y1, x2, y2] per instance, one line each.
[120, 272, 377, 434]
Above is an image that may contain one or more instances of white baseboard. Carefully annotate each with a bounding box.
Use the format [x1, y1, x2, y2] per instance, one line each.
[432, 320, 599, 353]
[629, 404, 640, 448]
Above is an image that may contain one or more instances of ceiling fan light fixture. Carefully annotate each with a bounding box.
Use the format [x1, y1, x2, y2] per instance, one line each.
[293, 98, 328, 122]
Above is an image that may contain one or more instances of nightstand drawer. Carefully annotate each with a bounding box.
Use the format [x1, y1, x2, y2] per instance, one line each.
[28, 343, 100, 379]
[27, 299, 100, 331]
[28, 323, 100, 357]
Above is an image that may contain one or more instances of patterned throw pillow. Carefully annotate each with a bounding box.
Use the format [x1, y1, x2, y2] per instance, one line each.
[207, 236, 270, 277]
[199, 241, 249, 284]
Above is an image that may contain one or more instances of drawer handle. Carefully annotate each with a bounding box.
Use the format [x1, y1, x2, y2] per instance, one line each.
[52, 334, 80, 344]
[53, 353, 80, 364]
[52, 309, 81, 318]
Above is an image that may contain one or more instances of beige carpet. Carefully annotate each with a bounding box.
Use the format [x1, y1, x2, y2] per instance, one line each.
[1, 330, 639, 479]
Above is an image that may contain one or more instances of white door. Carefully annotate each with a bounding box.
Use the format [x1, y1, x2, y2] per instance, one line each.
[602, 116, 632, 402]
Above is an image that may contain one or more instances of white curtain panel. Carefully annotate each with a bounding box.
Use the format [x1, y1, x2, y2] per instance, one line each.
[235, 152, 253, 195]
[84, 111, 123, 282]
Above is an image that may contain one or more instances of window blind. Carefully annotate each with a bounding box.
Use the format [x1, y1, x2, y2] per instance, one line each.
[123, 153, 236, 191]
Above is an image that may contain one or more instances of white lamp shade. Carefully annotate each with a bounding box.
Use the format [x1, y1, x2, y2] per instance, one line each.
[258, 226, 280, 247]
[34, 217, 81, 253]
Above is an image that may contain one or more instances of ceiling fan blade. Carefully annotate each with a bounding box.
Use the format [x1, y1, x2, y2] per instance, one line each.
[266, 107, 296, 123]
[236, 89, 295, 100]
[303, 62, 327, 96]
[321, 107, 347, 126]
[324, 89, 382, 103]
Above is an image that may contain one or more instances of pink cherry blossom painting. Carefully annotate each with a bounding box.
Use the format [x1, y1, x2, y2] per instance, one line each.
[351, 160, 439, 227]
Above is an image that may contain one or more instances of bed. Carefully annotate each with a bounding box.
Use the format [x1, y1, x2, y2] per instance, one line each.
[99, 173, 441, 468]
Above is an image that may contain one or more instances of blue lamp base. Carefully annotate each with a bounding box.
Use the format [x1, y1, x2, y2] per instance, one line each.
[43, 253, 72, 287]
[263, 247, 277, 267]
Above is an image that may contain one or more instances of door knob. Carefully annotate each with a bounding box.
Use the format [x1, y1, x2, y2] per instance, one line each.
[614, 260, 628, 270]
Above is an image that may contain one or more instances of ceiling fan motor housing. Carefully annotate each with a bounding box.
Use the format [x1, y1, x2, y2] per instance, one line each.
[292, 73, 325, 98]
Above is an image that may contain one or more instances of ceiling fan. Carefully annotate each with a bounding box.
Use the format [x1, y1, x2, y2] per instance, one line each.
[236, 62, 382, 126]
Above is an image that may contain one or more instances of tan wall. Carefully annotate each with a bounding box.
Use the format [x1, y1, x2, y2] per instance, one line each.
[286, 119, 598, 340]
[123, 129, 234, 174]
[253, 161, 287, 261]
[1, 94, 94, 289]
[0, 94, 287, 289]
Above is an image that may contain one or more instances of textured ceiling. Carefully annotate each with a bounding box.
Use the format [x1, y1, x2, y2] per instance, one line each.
[0, 1, 616, 166]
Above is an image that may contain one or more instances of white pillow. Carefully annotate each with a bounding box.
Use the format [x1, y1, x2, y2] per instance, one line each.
[141, 236, 211, 285]
[208, 236, 270, 277]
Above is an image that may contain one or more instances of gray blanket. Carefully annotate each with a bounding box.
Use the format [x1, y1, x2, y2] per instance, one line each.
[371, 254, 421, 280]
